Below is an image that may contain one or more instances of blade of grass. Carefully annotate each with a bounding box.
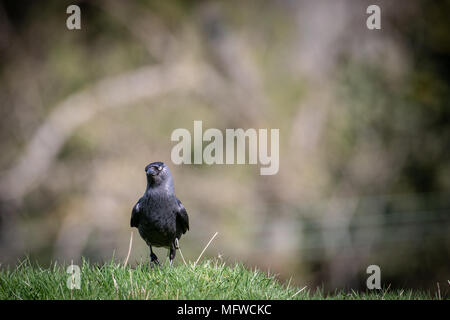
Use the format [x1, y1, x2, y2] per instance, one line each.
[291, 285, 307, 299]
[194, 232, 218, 267]
[123, 231, 133, 267]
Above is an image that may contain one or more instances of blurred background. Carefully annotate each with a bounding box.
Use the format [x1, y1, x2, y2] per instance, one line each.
[0, 0, 449, 295]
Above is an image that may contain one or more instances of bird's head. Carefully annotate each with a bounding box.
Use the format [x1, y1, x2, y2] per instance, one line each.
[145, 162, 174, 190]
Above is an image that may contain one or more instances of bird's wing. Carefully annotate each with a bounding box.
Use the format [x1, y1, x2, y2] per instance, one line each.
[130, 198, 143, 228]
[176, 197, 189, 234]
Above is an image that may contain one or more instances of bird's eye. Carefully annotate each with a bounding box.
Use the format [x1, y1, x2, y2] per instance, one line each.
[158, 166, 162, 171]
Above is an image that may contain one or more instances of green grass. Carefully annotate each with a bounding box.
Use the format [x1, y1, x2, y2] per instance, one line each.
[0, 258, 437, 300]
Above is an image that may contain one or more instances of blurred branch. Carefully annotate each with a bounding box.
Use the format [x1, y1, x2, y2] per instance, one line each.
[95, 0, 179, 62]
[0, 56, 267, 204]
[0, 61, 200, 203]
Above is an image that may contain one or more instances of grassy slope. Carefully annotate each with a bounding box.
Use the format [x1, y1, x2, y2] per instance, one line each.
[0, 259, 436, 300]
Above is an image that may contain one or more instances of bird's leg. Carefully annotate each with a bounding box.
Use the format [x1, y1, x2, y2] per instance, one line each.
[169, 243, 176, 267]
[149, 245, 160, 268]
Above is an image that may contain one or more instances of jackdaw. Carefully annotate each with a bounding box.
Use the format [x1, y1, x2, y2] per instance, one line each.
[130, 161, 189, 267]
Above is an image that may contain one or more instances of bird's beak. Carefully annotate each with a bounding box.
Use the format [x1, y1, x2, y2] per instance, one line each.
[146, 167, 158, 176]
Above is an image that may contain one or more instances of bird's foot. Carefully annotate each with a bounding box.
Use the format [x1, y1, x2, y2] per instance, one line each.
[150, 253, 160, 268]
[150, 259, 160, 268]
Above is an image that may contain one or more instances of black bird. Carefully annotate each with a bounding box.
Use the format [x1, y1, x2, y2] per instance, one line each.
[130, 162, 189, 267]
